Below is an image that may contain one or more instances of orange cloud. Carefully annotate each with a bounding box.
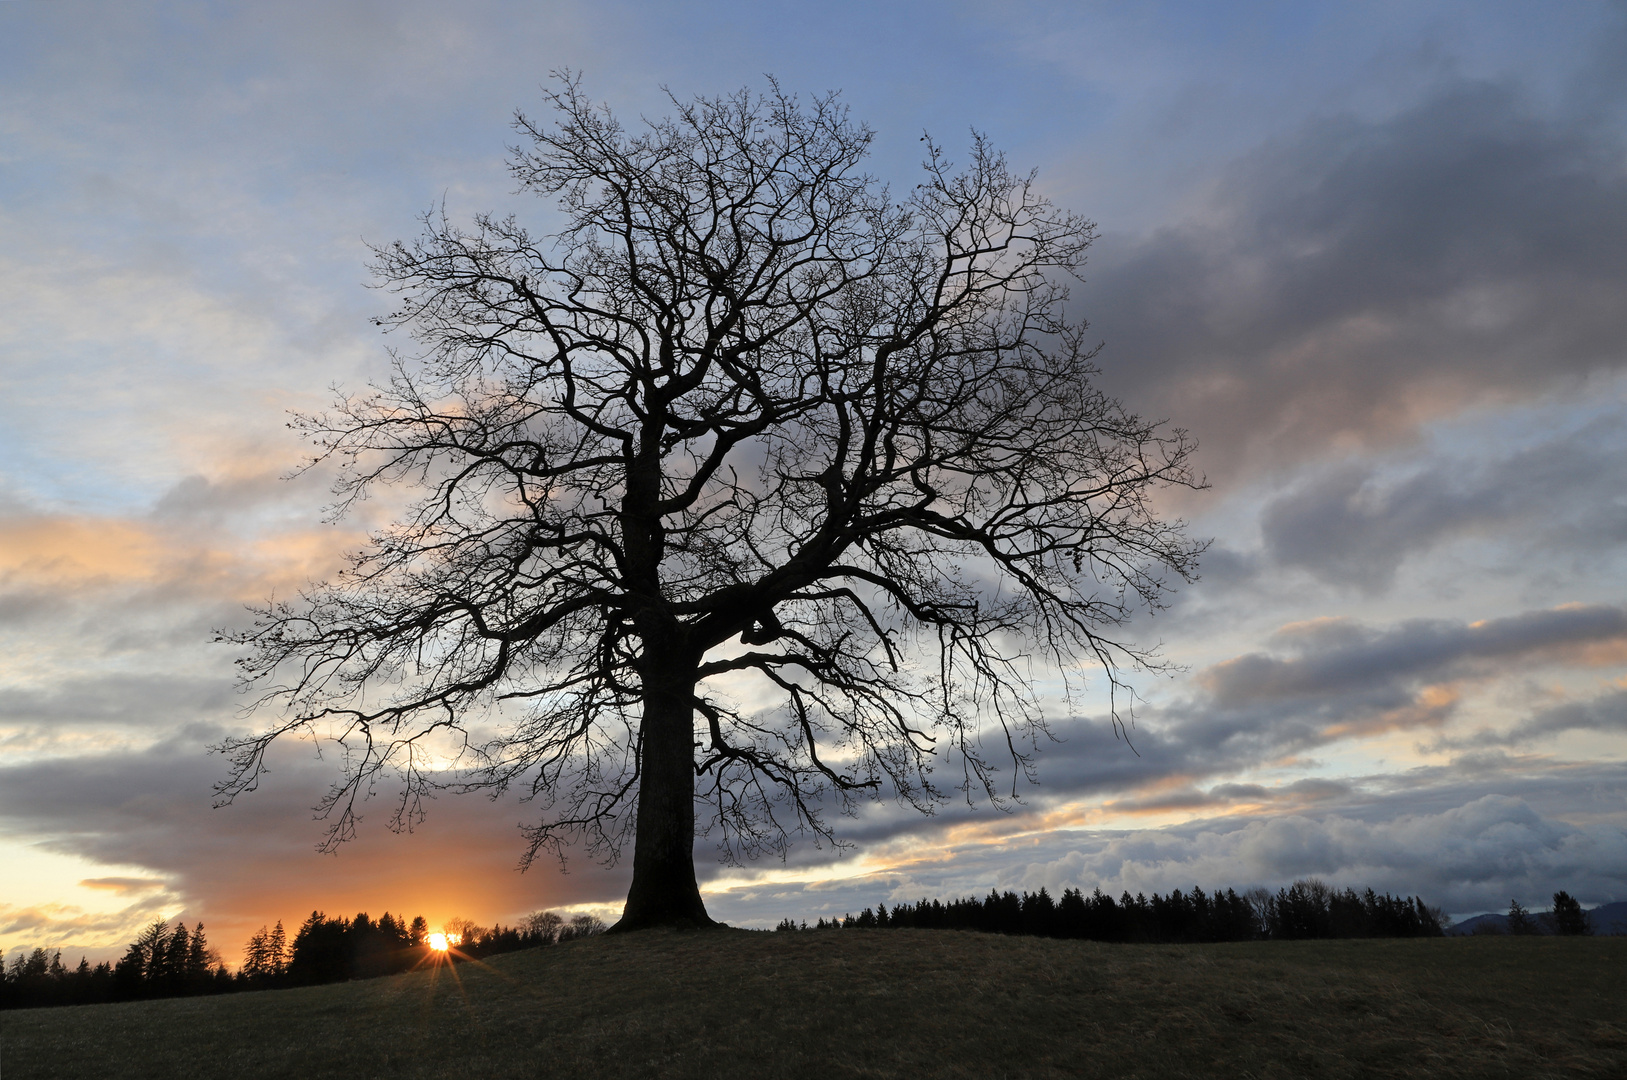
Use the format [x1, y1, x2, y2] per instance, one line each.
[1320, 682, 1462, 742]
[78, 877, 168, 894]
[0, 510, 360, 602]
[0, 517, 167, 584]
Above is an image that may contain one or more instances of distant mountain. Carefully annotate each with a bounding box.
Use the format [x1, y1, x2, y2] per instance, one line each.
[1446, 912, 1538, 936]
[1447, 901, 1627, 936]
[1583, 901, 1627, 934]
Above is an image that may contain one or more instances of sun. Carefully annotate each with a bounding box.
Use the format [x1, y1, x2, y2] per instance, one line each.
[427, 932, 455, 951]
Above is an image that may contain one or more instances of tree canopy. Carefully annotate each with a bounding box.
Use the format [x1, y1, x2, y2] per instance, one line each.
[220, 77, 1204, 929]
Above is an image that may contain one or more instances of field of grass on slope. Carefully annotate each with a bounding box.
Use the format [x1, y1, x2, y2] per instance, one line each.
[6, 930, 1625, 1079]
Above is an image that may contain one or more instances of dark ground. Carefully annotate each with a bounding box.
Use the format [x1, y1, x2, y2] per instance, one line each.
[6, 929, 1624, 1079]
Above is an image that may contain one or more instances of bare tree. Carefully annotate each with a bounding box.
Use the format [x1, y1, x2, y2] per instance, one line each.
[522, 910, 565, 943]
[219, 76, 1204, 930]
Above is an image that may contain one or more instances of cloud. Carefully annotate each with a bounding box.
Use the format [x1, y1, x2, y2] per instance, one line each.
[1013, 794, 1627, 914]
[0, 675, 235, 762]
[78, 877, 168, 894]
[1088, 77, 1627, 476]
[0, 729, 634, 959]
[750, 603, 1627, 861]
[1, 897, 176, 951]
[1198, 604, 1627, 713]
[701, 784, 1627, 925]
[1429, 685, 1627, 751]
[0, 515, 169, 587]
[0, 475, 366, 721]
[1, 534, 1620, 946]
[0, 676, 232, 727]
[1507, 689, 1627, 741]
[0, 464, 356, 592]
[952, 605, 1627, 807]
[1101, 777, 1355, 816]
[1258, 413, 1627, 590]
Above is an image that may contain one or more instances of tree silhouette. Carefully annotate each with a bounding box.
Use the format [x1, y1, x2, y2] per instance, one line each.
[1551, 891, 1591, 935]
[182, 923, 214, 990]
[130, 920, 172, 985]
[267, 920, 288, 975]
[523, 910, 564, 944]
[241, 926, 272, 979]
[159, 924, 191, 991]
[219, 77, 1204, 930]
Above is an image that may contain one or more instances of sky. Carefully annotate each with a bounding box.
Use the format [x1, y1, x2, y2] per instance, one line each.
[3, 0, 1626, 967]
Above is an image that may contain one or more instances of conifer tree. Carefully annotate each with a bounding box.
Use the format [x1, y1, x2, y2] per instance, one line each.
[162, 923, 190, 986]
[113, 945, 144, 996]
[268, 920, 288, 975]
[242, 926, 271, 978]
[1551, 891, 1591, 935]
[128, 919, 171, 983]
[186, 923, 214, 985]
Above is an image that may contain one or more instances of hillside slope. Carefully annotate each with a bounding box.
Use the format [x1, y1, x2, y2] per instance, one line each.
[6, 930, 1625, 1079]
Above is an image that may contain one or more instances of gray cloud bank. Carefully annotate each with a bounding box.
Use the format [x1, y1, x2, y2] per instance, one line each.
[4, 589, 1622, 946]
[1058, 604, 1627, 797]
[1259, 413, 1627, 591]
[1202, 604, 1627, 711]
[1021, 789, 1627, 916]
[698, 600, 1627, 916]
[705, 782, 1627, 927]
[1435, 688, 1627, 752]
[1088, 76, 1627, 475]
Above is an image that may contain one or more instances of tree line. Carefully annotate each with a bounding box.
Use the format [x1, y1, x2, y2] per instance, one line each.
[779, 880, 1453, 942]
[1, 919, 228, 1010]
[1, 907, 605, 1011]
[1471, 892, 1595, 936]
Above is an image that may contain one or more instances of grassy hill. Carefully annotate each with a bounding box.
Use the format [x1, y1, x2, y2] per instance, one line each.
[6, 929, 1625, 1079]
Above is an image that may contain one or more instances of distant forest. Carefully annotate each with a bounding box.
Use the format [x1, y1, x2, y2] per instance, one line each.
[3, 881, 1606, 1011]
[782, 880, 1452, 942]
[0, 907, 603, 1011]
[784, 883, 1609, 943]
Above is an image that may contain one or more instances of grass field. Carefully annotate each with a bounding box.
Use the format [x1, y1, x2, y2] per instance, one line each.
[5, 930, 1625, 1079]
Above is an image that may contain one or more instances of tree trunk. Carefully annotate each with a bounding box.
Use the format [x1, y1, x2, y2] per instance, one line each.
[612, 653, 714, 931]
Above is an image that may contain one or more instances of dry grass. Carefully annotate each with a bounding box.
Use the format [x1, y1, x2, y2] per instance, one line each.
[6, 930, 1625, 1079]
